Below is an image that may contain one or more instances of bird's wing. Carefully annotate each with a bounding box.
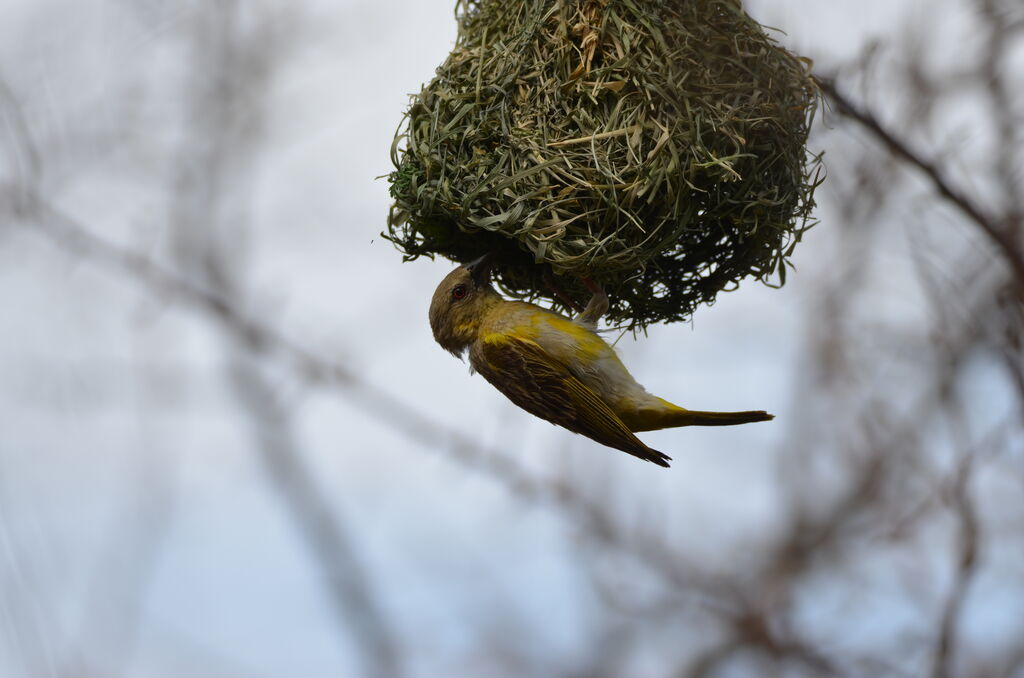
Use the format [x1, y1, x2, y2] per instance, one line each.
[470, 333, 671, 467]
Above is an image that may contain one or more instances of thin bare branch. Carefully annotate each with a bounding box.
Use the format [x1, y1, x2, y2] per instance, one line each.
[815, 76, 1024, 290]
[8, 190, 737, 615]
[931, 457, 980, 678]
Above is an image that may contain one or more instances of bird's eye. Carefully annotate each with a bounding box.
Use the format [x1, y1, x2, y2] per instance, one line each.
[451, 285, 467, 301]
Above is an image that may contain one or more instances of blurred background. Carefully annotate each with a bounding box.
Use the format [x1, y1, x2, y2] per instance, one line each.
[1, 0, 1022, 676]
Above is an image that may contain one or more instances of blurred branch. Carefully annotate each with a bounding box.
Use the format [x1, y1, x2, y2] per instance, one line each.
[0, 76, 41, 200]
[931, 457, 980, 678]
[815, 76, 1024, 290]
[0, 510, 63, 677]
[977, 0, 1024, 226]
[9, 190, 741, 615]
[58, 458, 178, 678]
[162, 4, 403, 675]
[931, 388, 983, 678]
[230, 357, 403, 678]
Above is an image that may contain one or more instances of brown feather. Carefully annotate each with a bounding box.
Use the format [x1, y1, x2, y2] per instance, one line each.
[470, 333, 671, 467]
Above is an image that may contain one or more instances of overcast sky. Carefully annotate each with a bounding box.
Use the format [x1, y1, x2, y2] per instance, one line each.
[7, 1, 1019, 677]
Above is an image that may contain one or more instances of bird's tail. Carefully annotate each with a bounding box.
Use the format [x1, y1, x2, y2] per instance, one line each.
[624, 399, 774, 432]
[669, 409, 774, 427]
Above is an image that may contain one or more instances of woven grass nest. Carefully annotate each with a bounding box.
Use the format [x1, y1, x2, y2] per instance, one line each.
[387, 0, 821, 330]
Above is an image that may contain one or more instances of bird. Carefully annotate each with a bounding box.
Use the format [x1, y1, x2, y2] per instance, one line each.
[428, 254, 773, 467]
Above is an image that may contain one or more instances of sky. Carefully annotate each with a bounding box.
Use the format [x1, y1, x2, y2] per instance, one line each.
[6, 1, 1020, 677]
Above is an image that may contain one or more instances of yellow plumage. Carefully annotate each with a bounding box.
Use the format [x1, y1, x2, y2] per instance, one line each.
[429, 257, 773, 467]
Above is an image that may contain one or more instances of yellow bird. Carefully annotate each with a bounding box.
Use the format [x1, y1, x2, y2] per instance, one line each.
[428, 255, 773, 467]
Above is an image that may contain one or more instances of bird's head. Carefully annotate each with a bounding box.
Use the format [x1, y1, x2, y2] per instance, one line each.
[429, 253, 500, 357]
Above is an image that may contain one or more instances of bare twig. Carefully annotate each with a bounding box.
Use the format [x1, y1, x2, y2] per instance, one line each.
[164, 4, 405, 674]
[230, 358, 403, 678]
[931, 457, 980, 678]
[9, 191, 736, 616]
[815, 76, 1024, 289]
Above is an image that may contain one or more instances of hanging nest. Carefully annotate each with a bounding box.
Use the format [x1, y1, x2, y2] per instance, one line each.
[386, 0, 822, 330]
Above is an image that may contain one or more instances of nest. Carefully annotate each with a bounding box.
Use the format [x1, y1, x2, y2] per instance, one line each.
[387, 0, 821, 330]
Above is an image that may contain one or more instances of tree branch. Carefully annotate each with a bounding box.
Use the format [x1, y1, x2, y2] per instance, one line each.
[7, 189, 735, 616]
[815, 76, 1024, 290]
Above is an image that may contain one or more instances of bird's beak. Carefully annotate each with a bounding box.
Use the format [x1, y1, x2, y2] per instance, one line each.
[464, 252, 494, 285]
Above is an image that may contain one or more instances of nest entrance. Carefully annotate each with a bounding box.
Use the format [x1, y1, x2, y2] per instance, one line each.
[387, 0, 822, 330]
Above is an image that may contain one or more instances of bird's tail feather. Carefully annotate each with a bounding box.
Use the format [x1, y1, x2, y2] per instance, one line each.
[626, 402, 774, 432]
[633, 446, 672, 467]
[670, 409, 774, 427]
